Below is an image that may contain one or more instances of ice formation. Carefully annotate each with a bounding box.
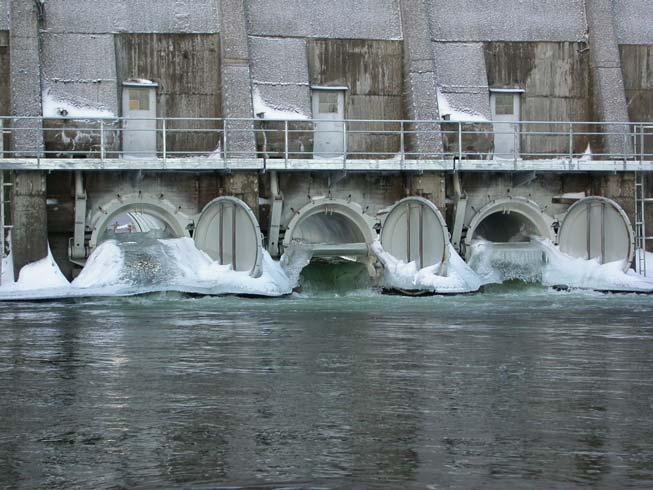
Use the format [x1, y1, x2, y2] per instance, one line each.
[371, 240, 482, 294]
[468, 238, 653, 292]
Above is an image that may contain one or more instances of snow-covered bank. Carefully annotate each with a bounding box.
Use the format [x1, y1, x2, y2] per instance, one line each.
[371, 241, 482, 294]
[0, 237, 308, 301]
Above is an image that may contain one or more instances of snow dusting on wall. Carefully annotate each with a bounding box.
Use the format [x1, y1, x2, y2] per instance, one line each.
[433, 42, 491, 120]
[249, 37, 311, 119]
[43, 0, 219, 34]
[613, 0, 653, 44]
[41, 33, 119, 115]
[246, 0, 402, 40]
[0, 0, 8, 30]
[428, 0, 587, 42]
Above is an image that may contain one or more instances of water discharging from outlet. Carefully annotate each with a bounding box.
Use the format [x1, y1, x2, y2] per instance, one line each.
[467, 240, 547, 284]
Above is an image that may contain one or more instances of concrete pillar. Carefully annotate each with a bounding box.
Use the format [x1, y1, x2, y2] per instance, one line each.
[585, 0, 631, 156]
[219, 0, 256, 157]
[9, 0, 43, 156]
[399, 0, 443, 155]
[12, 171, 48, 277]
[9, 2, 48, 276]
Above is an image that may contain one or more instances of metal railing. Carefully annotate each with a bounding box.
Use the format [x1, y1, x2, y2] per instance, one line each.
[0, 116, 652, 167]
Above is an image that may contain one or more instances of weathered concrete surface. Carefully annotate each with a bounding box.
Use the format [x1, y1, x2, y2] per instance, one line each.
[585, 0, 630, 156]
[307, 39, 403, 157]
[245, 0, 401, 40]
[400, 0, 442, 155]
[115, 33, 222, 154]
[620, 45, 653, 128]
[0, 31, 9, 151]
[484, 42, 593, 156]
[612, 0, 653, 44]
[223, 173, 260, 217]
[9, 0, 42, 156]
[42, 0, 219, 34]
[428, 0, 586, 42]
[249, 36, 311, 117]
[221, 0, 256, 156]
[42, 33, 118, 114]
[408, 172, 446, 210]
[0, 1, 7, 30]
[12, 171, 48, 277]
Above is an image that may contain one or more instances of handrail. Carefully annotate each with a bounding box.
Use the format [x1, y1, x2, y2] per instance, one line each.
[0, 116, 649, 168]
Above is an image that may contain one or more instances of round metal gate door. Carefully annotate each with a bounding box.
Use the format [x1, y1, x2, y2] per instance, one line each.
[194, 196, 263, 277]
[380, 196, 449, 268]
[558, 196, 634, 270]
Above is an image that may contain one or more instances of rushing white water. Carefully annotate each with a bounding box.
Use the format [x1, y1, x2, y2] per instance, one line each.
[371, 240, 482, 294]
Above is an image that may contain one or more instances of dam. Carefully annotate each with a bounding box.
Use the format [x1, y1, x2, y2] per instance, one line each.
[0, 0, 652, 295]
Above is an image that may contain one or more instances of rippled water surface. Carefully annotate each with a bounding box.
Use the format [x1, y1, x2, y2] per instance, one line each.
[1, 286, 652, 489]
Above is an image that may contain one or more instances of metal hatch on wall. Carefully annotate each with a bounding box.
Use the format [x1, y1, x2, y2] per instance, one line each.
[557, 196, 634, 271]
[380, 197, 450, 270]
[312, 87, 346, 158]
[490, 88, 523, 159]
[122, 80, 158, 158]
[193, 196, 263, 277]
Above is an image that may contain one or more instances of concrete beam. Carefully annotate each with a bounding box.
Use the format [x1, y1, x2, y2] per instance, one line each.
[585, 0, 631, 156]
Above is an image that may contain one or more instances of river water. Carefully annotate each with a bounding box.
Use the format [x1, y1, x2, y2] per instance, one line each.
[1, 286, 652, 489]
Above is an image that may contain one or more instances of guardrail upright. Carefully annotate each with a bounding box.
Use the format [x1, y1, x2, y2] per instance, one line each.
[284, 119, 289, 169]
[223, 119, 228, 170]
[400, 120, 405, 169]
[568, 122, 573, 163]
[343, 120, 347, 170]
[99, 120, 105, 160]
[162, 118, 167, 163]
[457, 122, 462, 165]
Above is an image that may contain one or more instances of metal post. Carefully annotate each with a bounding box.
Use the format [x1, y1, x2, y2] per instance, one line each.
[162, 118, 167, 163]
[568, 122, 573, 163]
[100, 120, 105, 160]
[400, 120, 405, 169]
[223, 120, 228, 169]
[284, 119, 289, 169]
[343, 120, 347, 170]
[457, 122, 462, 163]
[513, 123, 518, 164]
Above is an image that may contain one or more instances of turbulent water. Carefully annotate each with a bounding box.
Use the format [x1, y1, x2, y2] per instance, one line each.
[1, 286, 653, 489]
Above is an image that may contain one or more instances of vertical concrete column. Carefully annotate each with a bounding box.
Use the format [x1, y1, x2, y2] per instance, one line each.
[219, 0, 256, 157]
[9, 1, 48, 276]
[585, 0, 631, 156]
[9, 0, 43, 156]
[12, 171, 48, 277]
[399, 0, 443, 155]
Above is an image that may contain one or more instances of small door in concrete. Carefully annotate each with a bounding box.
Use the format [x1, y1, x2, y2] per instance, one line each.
[312, 88, 345, 158]
[558, 196, 634, 269]
[380, 197, 449, 269]
[194, 196, 263, 277]
[122, 81, 158, 158]
[490, 90, 521, 159]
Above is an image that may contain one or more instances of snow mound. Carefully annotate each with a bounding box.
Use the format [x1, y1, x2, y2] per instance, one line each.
[14, 247, 69, 291]
[371, 240, 482, 294]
